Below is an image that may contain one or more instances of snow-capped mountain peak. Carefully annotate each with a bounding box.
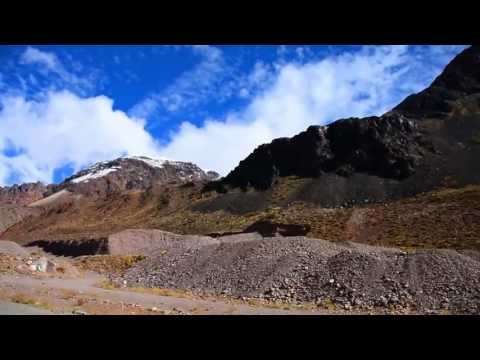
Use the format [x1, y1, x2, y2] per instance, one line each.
[60, 156, 219, 197]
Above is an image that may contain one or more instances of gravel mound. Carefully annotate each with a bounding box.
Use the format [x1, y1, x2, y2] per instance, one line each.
[117, 236, 480, 314]
[0, 241, 30, 256]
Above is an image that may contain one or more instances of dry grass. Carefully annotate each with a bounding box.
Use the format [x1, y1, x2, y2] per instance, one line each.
[59, 288, 77, 300]
[97, 280, 118, 290]
[74, 255, 145, 276]
[11, 293, 37, 306]
[97, 280, 195, 299]
[126, 287, 194, 299]
[10, 293, 56, 312]
[4, 173, 480, 251]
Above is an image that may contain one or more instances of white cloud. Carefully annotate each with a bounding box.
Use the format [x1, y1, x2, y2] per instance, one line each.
[158, 45, 466, 176]
[0, 91, 160, 186]
[20, 47, 97, 94]
[130, 45, 228, 119]
[1, 45, 468, 186]
[130, 46, 281, 120]
[21, 47, 58, 70]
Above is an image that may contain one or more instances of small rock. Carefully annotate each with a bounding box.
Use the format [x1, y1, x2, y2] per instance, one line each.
[329, 279, 335, 284]
[31, 257, 48, 272]
[46, 260, 56, 272]
[72, 309, 88, 315]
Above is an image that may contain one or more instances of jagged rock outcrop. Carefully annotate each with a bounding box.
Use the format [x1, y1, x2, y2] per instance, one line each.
[393, 45, 480, 118]
[218, 113, 428, 190]
[0, 182, 50, 206]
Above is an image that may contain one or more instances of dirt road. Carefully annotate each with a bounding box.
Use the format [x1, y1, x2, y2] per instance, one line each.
[0, 273, 341, 315]
[0, 300, 55, 315]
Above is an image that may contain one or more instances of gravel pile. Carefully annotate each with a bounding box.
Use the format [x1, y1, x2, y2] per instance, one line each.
[115, 236, 480, 314]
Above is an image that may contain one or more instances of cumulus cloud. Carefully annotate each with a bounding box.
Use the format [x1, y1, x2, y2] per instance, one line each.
[0, 91, 160, 186]
[158, 45, 467, 176]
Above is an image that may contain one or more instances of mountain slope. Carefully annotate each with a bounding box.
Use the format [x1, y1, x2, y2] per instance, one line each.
[203, 45, 480, 208]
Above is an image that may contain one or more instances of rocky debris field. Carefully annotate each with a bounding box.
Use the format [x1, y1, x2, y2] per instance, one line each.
[3, 232, 480, 315]
[0, 241, 80, 278]
[115, 235, 480, 314]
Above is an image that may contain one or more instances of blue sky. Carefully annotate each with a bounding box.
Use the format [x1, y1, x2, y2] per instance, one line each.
[0, 45, 468, 186]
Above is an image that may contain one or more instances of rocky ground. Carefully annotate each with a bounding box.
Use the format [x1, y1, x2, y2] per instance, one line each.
[2, 230, 480, 315]
[115, 235, 480, 314]
[0, 240, 345, 315]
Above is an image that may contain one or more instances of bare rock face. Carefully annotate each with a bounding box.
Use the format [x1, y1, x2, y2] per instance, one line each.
[393, 45, 480, 118]
[0, 182, 50, 206]
[218, 113, 426, 191]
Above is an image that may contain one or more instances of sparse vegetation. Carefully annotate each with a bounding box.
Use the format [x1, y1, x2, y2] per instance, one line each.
[74, 255, 145, 276]
[127, 287, 194, 299]
[11, 293, 37, 306]
[97, 280, 118, 290]
[10, 293, 55, 312]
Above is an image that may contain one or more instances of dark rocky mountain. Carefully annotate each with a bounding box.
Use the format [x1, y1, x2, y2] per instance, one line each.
[393, 45, 480, 118]
[207, 45, 480, 207]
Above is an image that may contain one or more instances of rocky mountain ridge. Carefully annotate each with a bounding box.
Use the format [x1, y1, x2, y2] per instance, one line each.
[1, 156, 219, 206]
[0, 182, 52, 206]
[54, 156, 219, 198]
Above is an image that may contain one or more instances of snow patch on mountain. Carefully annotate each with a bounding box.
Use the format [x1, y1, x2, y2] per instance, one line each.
[71, 167, 120, 183]
[125, 156, 170, 169]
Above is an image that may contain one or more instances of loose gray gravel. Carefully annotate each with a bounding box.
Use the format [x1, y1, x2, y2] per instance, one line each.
[115, 235, 480, 314]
